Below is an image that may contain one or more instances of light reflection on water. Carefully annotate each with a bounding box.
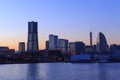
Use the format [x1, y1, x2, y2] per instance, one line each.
[0, 63, 120, 80]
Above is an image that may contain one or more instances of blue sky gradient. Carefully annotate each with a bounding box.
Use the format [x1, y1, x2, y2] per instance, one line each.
[0, 0, 120, 50]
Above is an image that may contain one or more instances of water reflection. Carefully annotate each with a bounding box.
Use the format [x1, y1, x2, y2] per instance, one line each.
[0, 63, 120, 80]
[26, 63, 50, 80]
[37, 63, 49, 80]
[95, 63, 120, 80]
[26, 64, 39, 80]
[96, 64, 107, 80]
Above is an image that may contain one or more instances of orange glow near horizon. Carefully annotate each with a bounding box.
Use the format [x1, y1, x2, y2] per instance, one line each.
[0, 40, 120, 51]
[0, 41, 45, 51]
[0, 35, 120, 51]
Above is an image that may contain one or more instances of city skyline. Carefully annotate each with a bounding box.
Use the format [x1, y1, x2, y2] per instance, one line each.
[0, 0, 120, 50]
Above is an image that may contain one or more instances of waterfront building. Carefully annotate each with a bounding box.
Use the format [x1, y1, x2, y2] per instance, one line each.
[19, 42, 25, 52]
[96, 32, 108, 53]
[59, 39, 68, 54]
[86, 45, 92, 53]
[0, 46, 14, 55]
[94, 54, 110, 62]
[46, 40, 49, 51]
[49, 34, 58, 50]
[71, 54, 91, 62]
[69, 41, 85, 54]
[75, 41, 86, 53]
[27, 21, 39, 51]
[110, 44, 119, 52]
[69, 42, 76, 54]
[93, 44, 97, 52]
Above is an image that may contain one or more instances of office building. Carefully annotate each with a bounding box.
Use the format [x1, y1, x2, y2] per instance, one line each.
[69, 41, 85, 54]
[86, 45, 92, 53]
[27, 21, 39, 51]
[49, 34, 58, 50]
[46, 40, 49, 51]
[75, 41, 86, 53]
[110, 44, 119, 52]
[93, 44, 97, 52]
[0, 46, 14, 55]
[96, 32, 108, 53]
[69, 42, 76, 54]
[59, 39, 68, 53]
[19, 42, 25, 52]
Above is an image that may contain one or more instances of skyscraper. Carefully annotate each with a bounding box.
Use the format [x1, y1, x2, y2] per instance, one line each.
[27, 21, 39, 51]
[59, 39, 68, 53]
[49, 34, 58, 50]
[96, 32, 108, 53]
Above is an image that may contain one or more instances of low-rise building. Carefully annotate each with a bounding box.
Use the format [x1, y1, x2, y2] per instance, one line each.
[0, 46, 14, 56]
[71, 54, 91, 62]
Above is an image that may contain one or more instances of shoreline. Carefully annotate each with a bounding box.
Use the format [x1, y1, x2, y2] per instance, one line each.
[0, 61, 120, 65]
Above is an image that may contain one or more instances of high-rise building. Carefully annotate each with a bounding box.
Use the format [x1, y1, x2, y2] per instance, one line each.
[27, 21, 39, 51]
[96, 32, 108, 53]
[19, 42, 25, 52]
[69, 42, 76, 54]
[59, 39, 68, 53]
[49, 34, 58, 50]
[90, 32, 92, 48]
[69, 41, 85, 54]
[75, 41, 86, 53]
[46, 40, 49, 51]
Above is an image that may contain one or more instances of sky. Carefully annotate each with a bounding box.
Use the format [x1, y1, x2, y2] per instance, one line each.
[0, 0, 120, 50]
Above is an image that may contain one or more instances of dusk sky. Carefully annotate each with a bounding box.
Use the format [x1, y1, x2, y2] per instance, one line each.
[0, 0, 120, 50]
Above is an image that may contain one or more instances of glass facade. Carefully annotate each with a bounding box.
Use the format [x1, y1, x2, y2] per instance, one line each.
[27, 21, 39, 51]
[96, 32, 108, 53]
[49, 34, 58, 50]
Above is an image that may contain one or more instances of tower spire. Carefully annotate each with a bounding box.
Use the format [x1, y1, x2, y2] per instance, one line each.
[90, 31, 92, 48]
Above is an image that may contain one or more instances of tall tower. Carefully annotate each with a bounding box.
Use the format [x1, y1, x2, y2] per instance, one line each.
[27, 21, 39, 51]
[90, 32, 92, 48]
[96, 32, 108, 53]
